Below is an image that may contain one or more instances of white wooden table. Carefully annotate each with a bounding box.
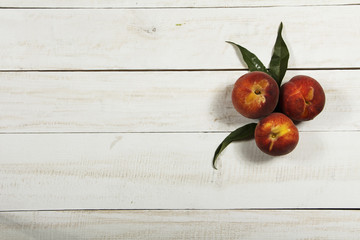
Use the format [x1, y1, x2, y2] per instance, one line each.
[1, 1, 360, 239]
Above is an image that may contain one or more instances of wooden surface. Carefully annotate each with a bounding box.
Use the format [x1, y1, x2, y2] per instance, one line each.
[2, 210, 360, 240]
[0, 7, 359, 70]
[0, 0, 359, 8]
[0, 1, 360, 239]
[0, 70, 357, 132]
[1, 132, 360, 210]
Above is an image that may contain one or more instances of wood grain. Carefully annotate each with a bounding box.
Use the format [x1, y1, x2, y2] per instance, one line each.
[1, 210, 360, 240]
[0, 1, 358, 238]
[1, 132, 359, 210]
[0, 0, 358, 8]
[0, 7, 359, 70]
[0, 70, 357, 132]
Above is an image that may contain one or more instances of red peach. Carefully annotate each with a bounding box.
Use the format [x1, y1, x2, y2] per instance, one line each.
[280, 75, 325, 121]
[255, 113, 299, 156]
[232, 71, 279, 119]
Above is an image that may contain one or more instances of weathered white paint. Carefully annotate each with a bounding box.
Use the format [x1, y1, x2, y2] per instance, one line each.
[0, 0, 357, 8]
[0, 70, 356, 132]
[0, 1, 358, 236]
[2, 210, 360, 240]
[0, 7, 359, 70]
[0, 132, 359, 210]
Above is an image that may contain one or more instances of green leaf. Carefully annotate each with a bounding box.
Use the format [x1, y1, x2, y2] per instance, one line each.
[213, 123, 257, 170]
[226, 41, 268, 73]
[269, 22, 289, 87]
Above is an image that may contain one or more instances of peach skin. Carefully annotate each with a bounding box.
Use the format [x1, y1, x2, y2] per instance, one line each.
[232, 71, 279, 119]
[255, 113, 299, 156]
[280, 75, 325, 121]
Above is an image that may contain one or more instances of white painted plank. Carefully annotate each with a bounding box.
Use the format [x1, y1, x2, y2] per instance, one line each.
[0, 7, 359, 70]
[0, 132, 360, 210]
[1, 210, 360, 240]
[0, 70, 357, 132]
[0, 0, 358, 8]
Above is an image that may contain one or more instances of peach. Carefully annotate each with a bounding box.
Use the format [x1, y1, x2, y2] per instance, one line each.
[255, 113, 299, 156]
[280, 75, 325, 121]
[232, 71, 279, 119]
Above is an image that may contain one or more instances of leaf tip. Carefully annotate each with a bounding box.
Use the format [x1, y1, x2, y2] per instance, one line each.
[278, 22, 283, 33]
[212, 157, 218, 170]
